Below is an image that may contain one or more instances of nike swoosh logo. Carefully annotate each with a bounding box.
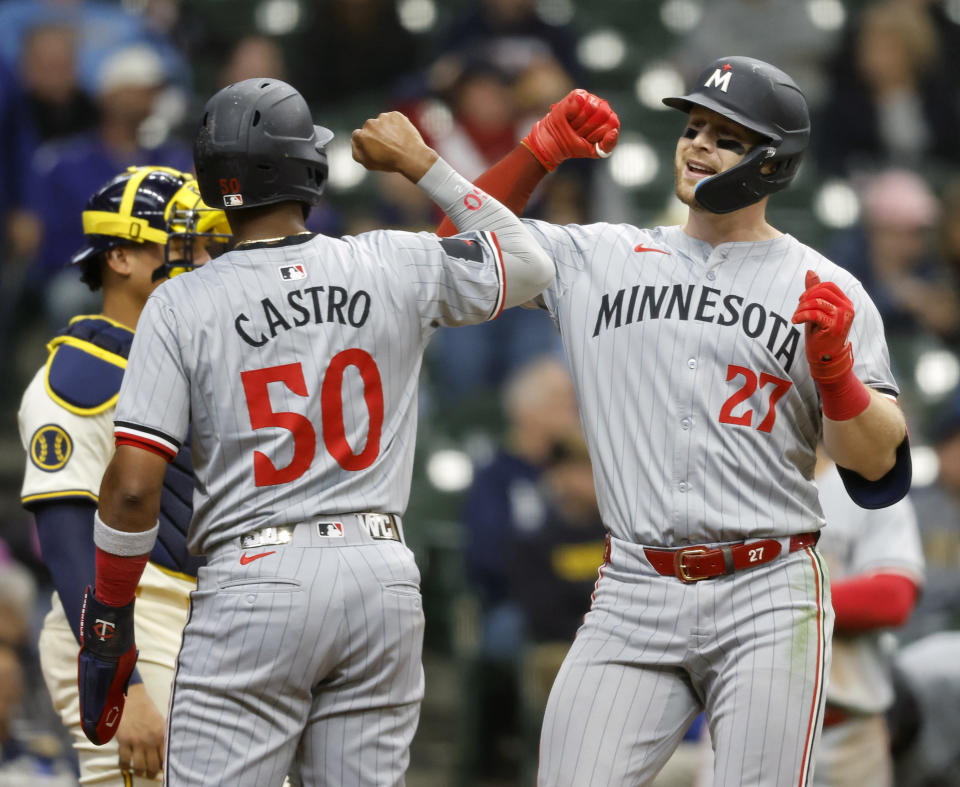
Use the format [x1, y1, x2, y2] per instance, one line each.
[240, 550, 276, 565]
[634, 244, 669, 254]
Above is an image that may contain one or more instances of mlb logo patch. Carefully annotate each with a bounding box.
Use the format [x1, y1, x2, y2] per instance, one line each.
[317, 521, 344, 538]
[223, 194, 244, 207]
[280, 264, 307, 281]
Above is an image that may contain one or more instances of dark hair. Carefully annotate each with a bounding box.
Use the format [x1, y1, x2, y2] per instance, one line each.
[78, 253, 105, 291]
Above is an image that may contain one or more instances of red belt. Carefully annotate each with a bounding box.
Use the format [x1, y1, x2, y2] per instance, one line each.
[643, 532, 819, 583]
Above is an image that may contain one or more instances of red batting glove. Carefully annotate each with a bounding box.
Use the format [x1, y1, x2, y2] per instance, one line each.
[521, 89, 620, 172]
[793, 270, 855, 381]
[791, 270, 871, 420]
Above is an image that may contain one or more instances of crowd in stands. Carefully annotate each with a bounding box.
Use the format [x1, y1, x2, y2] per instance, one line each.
[0, 1, 958, 784]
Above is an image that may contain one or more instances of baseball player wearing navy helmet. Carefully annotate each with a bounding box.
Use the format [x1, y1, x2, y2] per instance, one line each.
[438, 56, 911, 786]
[18, 165, 229, 783]
[81, 78, 556, 787]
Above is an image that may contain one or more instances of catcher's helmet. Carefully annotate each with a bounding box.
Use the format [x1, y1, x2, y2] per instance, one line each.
[663, 56, 809, 214]
[193, 78, 334, 211]
[71, 166, 231, 285]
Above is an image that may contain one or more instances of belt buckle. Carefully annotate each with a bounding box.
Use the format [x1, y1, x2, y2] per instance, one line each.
[674, 547, 709, 583]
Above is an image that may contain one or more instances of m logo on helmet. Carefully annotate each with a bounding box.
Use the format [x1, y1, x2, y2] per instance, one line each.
[224, 194, 244, 207]
[704, 66, 733, 93]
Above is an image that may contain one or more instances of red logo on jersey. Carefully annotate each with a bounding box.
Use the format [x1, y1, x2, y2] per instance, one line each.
[240, 550, 276, 565]
[634, 244, 669, 254]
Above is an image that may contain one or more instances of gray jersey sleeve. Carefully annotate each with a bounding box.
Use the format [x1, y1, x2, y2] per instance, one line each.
[114, 293, 190, 458]
[843, 278, 899, 395]
[349, 229, 505, 329]
[520, 218, 606, 317]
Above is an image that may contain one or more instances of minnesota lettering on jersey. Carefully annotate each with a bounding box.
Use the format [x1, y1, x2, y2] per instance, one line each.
[235, 285, 372, 347]
[593, 283, 801, 372]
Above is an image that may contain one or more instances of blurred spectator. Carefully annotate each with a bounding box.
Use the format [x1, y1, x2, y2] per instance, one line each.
[815, 0, 960, 178]
[0, 544, 73, 774]
[825, 169, 959, 345]
[430, 60, 521, 181]
[459, 356, 580, 781]
[889, 630, 960, 787]
[812, 453, 924, 787]
[462, 356, 580, 639]
[668, 0, 839, 108]
[291, 0, 422, 108]
[436, 0, 581, 83]
[0, 55, 39, 407]
[19, 23, 96, 143]
[903, 392, 960, 643]
[512, 432, 606, 745]
[0, 642, 78, 786]
[0, 0, 189, 99]
[218, 33, 286, 87]
[938, 175, 960, 282]
[16, 43, 192, 331]
[0, 547, 35, 651]
[887, 631, 960, 786]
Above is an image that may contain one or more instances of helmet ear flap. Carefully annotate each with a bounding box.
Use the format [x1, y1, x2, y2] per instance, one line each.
[693, 145, 787, 214]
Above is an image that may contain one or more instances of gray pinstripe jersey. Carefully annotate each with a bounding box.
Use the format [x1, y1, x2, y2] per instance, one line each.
[816, 465, 924, 714]
[115, 230, 504, 555]
[524, 220, 898, 546]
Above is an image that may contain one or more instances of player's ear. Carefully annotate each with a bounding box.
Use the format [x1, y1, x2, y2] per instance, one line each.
[103, 246, 131, 277]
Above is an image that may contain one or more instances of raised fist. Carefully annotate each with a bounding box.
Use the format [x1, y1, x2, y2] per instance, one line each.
[791, 270, 856, 383]
[351, 111, 437, 181]
[521, 89, 620, 172]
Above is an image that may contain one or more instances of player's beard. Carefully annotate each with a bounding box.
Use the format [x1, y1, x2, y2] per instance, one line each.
[674, 161, 705, 212]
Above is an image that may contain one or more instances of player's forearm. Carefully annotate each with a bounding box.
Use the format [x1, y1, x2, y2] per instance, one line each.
[94, 448, 168, 606]
[832, 572, 919, 633]
[822, 389, 907, 480]
[98, 454, 165, 534]
[436, 145, 547, 237]
[419, 157, 555, 307]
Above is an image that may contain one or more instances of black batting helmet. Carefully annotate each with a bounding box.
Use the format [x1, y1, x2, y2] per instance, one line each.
[663, 56, 810, 214]
[193, 78, 334, 211]
[71, 166, 231, 288]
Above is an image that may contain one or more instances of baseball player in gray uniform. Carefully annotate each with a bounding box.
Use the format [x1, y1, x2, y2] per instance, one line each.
[438, 58, 912, 786]
[812, 453, 923, 787]
[76, 78, 554, 787]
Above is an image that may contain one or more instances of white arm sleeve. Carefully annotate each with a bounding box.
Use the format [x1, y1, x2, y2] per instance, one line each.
[417, 157, 555, 308]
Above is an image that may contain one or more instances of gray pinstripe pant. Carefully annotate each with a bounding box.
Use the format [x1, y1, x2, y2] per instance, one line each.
[164, 517, 425, 786]
[538, 535, 832, 787]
